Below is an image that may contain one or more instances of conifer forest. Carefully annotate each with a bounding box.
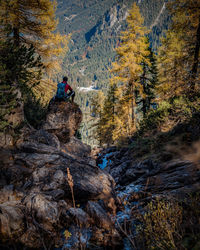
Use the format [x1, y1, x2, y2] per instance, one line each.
[0, 0, 200, 250]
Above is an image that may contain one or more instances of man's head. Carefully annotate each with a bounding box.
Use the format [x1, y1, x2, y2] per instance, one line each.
[63, 76, 68, 82]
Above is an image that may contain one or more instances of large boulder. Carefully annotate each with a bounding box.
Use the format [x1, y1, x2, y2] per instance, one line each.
[42, 101, 82, 143]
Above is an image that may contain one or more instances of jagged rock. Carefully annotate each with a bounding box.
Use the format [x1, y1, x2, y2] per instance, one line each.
[0, 201, 24, 240]
[42, 102, 82, 143]
[27, 129, 61, 149]
[24, 194, 59, 227]
[63, 136, 91, 158]
[0, 133, 14, 148]
[14, 152, 60, 168]
[68, 207, 90, 226]
[86, 201, 113, 230]
[16, 141, 60, 155]
[0, 149, 116, 248]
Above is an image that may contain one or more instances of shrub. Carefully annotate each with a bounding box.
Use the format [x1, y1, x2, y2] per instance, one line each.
[136, 198, 182, 250]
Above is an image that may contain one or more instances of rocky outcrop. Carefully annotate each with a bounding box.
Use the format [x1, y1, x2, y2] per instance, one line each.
[0, 101, 119, 249]
[43, 101, 82, 143]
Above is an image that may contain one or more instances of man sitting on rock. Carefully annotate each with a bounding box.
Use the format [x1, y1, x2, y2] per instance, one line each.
[55, 76, 75, 102]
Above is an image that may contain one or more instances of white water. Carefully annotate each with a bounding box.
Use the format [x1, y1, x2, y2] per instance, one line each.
[97, 153, 141, 249]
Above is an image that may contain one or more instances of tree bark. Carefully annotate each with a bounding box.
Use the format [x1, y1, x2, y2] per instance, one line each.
[13, 27, 20, 47]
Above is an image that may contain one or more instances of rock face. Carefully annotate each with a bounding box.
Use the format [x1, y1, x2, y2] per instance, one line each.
[42, 101, 82, 143]
[0, 101, 119, 249]
[99, 147, 200, 197]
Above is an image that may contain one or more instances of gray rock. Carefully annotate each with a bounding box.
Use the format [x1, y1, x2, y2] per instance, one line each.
[17, 141, 60, 155]
[24, 194, 58, 225]
[33, 166, 49, 183]
[68, 207, 90, 226]
[63, 136, 91, 158]
[0, 101, 118, 249]
[86, 201, 113, 230]
[53, 170, 65, 183]
[28, 129, 60, 149]
[44, 189, 65, 200]
[14, 153, 60, 168]
[0, 201, 24, 239]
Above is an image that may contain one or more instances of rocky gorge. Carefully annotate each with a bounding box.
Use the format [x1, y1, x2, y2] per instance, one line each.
[0, 101, 200, 249]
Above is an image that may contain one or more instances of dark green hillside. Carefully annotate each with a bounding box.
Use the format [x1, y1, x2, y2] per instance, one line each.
[56, 0, 169, 145]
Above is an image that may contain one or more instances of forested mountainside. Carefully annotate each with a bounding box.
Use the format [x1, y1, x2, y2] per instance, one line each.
[56, 0, 169, 145]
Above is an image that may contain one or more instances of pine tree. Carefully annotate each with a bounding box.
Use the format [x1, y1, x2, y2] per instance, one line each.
[138, 40, 158, 116]
[100, 82, 119, 145]
[0, 40, 42, 132]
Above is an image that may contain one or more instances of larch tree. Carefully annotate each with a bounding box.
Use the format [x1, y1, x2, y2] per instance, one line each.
[112, 84, 134, 143]
[111, 2, 150, 134]
[169, 0, 200, 91]
[100, 82, 119, 145]
[157, 0, 200, 101]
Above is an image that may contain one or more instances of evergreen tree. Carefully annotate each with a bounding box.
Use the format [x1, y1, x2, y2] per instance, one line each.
[0, 40, 42, 132]
[112, 85, 134, 143]
[138, 40, 158, 116]
[168, 0, 200, 91]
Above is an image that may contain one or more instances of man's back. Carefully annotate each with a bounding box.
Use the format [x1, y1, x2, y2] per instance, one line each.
[56, 82, 66, 99]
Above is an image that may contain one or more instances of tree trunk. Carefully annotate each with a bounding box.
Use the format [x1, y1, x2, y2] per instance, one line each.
[13, 27, 20, 47]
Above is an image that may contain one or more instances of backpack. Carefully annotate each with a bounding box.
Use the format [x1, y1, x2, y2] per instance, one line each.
[56, 82, 66, 99]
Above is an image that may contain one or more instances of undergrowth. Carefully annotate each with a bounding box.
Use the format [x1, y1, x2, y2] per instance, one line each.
[122, 194, 200, 250]
[128, 97, 200, 160]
